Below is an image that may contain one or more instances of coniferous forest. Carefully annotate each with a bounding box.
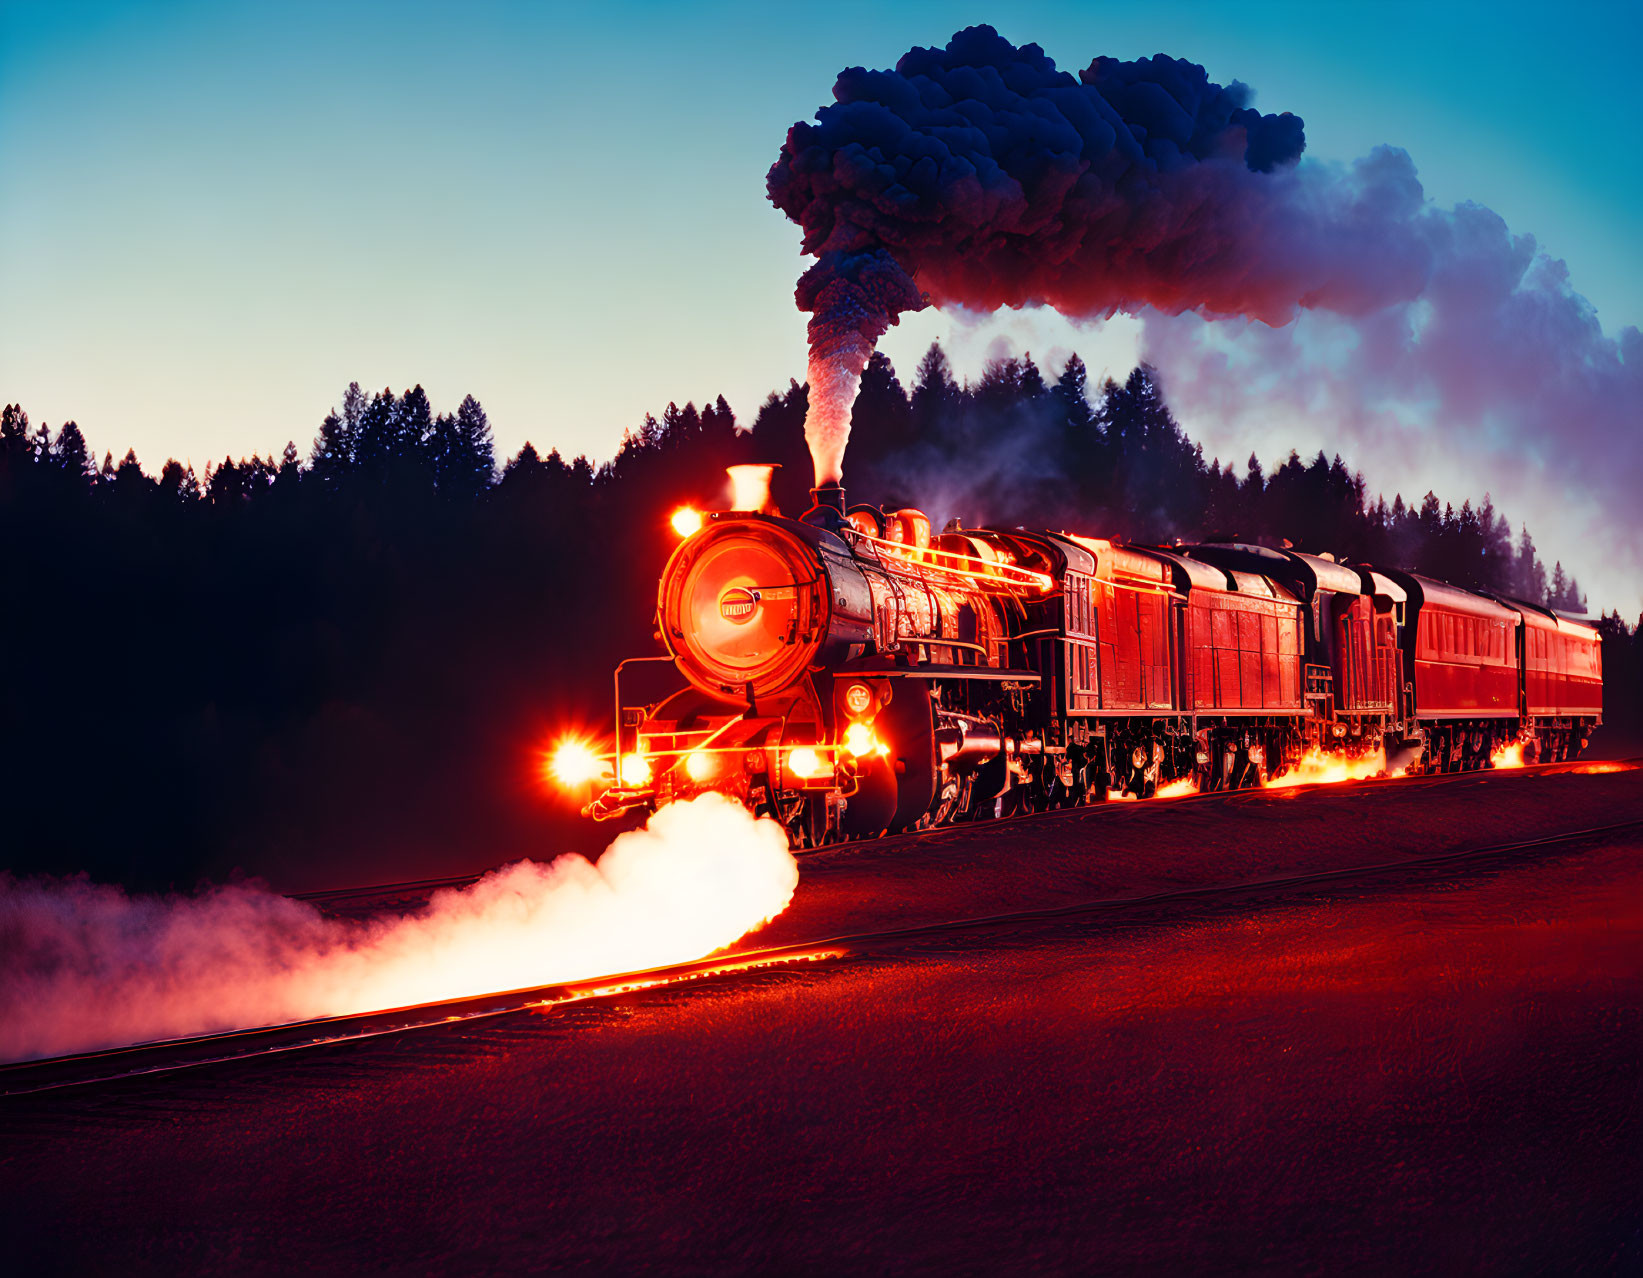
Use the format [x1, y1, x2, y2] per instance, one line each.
[4, 346, 1639, 891]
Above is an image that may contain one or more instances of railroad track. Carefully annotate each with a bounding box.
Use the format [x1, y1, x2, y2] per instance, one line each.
[5, 803, 1639, 1100]
[294, 755, 1640, 910]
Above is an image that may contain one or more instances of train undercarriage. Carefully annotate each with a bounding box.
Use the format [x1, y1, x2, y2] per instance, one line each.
[591, 670, 1599, 849]
[603, 679, 1444, 849]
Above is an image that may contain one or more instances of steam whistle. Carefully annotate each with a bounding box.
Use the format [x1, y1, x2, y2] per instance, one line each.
[803, 483, 848, 532]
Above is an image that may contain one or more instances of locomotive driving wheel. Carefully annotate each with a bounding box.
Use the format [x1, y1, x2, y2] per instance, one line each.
[920, 772, 973, 829]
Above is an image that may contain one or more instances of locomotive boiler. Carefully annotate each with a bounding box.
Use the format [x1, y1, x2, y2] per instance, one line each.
[560, 472, 1604, 845]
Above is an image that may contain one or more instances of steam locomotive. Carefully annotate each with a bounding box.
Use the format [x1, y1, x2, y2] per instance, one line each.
[569, 475, 1603, 846]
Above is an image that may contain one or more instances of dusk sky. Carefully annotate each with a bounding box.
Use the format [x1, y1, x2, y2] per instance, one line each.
[3, 1, 1639, 610]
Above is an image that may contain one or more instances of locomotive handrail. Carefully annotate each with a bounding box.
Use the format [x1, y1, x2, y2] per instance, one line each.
[915, 637, 991, 657]
[612, 654, 678, 790]
[847, 529, 1054, 593]
[638, 715, 743, 759]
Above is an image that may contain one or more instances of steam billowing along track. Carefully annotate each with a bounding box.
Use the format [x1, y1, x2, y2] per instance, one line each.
[6, 760, 1634, 1098]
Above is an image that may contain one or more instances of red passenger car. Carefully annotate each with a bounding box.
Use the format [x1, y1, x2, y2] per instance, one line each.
[1510, 601, 1603, 759]
[1381, 571, 1521, 769]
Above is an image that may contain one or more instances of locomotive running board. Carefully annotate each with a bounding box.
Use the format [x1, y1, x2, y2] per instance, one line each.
[835, 659, 1040, 683]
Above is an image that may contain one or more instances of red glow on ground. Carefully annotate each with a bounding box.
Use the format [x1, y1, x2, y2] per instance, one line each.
[1266, 748, 1397, 790]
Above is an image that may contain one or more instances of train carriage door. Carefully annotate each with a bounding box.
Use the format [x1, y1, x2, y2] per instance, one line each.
[1158, 593, 1175, 708]
[1144, 595, 1157, 708]
[1212, 602, 1238, 708]
[1331, 604, 1349, 709]
[1279, 610, 1301, 705]
[1108, 585, 1143, 709]
[1354, 602, 1371, 707]
[1173, 599, 1189, 709]
[1191, 603, 1215, 711]
[1097, 581, 1119, 708]
[1373, 608, 1397, 710]
[1237, 609, 1261, 709]
[1527, 626, 1545, 711]
[1540, 627, 1553, 711]
[1066, 573, 1099, 713]
[1138, 592, 1172, 709]
[1335, 598, 1371, 710]
[1261, 608, 1281, 707]
[1555, 632, 1571, 715]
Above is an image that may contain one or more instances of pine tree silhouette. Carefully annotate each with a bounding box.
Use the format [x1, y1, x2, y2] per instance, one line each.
[0, 355, 1634, 889]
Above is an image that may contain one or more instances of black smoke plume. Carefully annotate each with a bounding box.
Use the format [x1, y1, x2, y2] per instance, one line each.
[768, 24, 1308, 483]
[769, 25, 1641, 609]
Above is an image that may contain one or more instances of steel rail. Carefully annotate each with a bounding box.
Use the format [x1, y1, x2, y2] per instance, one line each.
[793, 754, 1640, 857]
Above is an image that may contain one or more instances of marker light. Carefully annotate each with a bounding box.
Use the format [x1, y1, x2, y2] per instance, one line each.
[843, 682, 874, 716]
[844, 722, 877, 758]
[788, 746, 822, 779]
[550, 739, 606, 788]
[685, 750, 714, 782]
[671, 507, 704, 537]
[619, 754, 652, 787]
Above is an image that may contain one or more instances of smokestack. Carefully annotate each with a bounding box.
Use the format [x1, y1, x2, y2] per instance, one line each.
[726, 463, 779, 514]
[802, 483, 847, 532]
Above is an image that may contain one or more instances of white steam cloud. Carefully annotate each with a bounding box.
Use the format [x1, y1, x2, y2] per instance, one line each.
[1139, 148, 1642, 616]
[0, 793, 798, 1064]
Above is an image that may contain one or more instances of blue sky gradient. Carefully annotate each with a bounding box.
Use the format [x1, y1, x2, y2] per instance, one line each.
[2, 1, 1639, 600]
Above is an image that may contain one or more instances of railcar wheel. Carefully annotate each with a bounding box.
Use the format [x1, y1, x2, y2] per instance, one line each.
[1077, 746, 1110, 804]
[1044, 758, 1079, 810]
